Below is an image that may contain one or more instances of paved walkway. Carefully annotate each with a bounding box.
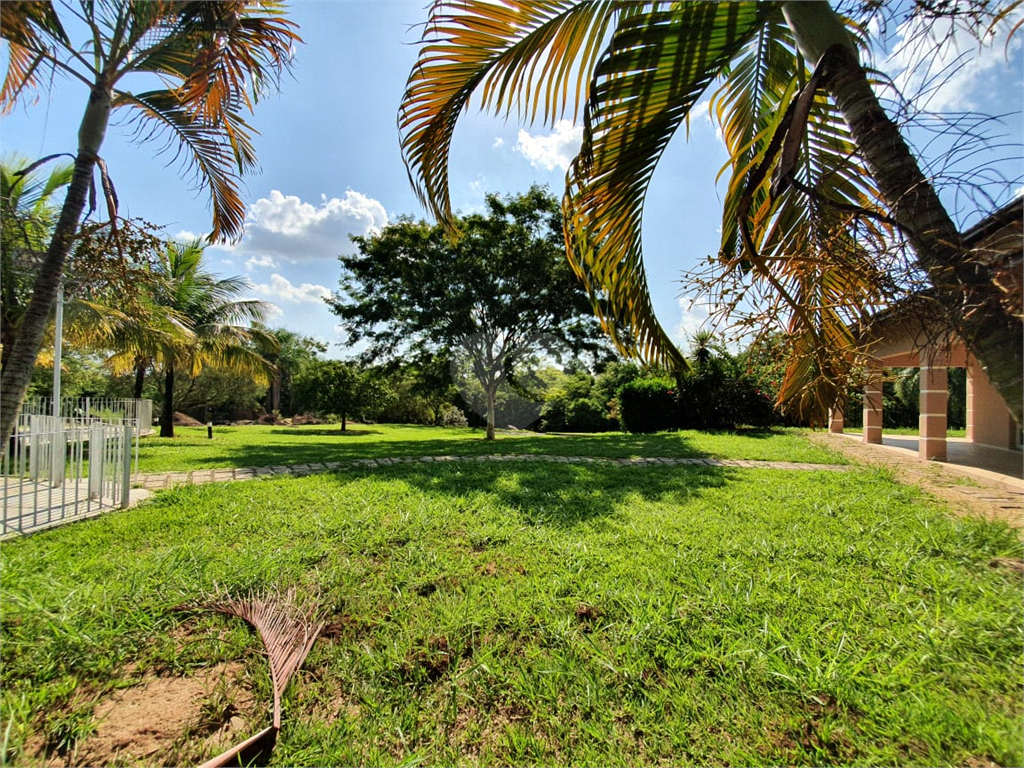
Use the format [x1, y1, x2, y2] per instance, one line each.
[136, 454, 850, 491]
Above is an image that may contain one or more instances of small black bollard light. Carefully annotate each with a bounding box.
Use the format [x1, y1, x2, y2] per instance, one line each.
[207, 422, 214, 439]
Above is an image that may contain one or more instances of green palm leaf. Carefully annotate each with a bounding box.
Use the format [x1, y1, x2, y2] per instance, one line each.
[709, 20, 894, 421]
[400, 1, 634, 221]
[564, 3, 771, 368]
[115, 89, 255, 242]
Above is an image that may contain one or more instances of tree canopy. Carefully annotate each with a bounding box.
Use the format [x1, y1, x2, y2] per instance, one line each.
[292, 359, 366, 433]
[118, 239, 277, 437]
[328, 186, 611, 439]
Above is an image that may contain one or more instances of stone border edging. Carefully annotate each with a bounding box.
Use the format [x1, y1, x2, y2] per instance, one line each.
[138, 455, 850, 490]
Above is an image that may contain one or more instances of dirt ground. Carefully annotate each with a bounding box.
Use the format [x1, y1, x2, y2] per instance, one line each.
[808, 432, 1023, 534]
[28, 663, 257, 768]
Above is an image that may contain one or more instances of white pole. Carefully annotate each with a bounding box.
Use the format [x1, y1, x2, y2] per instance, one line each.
[52, 281, 63, 418]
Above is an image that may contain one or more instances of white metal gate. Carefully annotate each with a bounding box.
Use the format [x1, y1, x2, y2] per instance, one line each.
[2, 416, 136, 538]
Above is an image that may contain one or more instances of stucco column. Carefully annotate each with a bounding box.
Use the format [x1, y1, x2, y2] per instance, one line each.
[965, 363, 975, 442]
[863, 369, 883, 444]
[966, 354, 1018, 449]
[919, 358, 947, 461]
[828, 402, 844, 433]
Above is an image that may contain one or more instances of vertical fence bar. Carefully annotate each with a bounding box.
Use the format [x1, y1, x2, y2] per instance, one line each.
[121, 424, 132, 508]
[50, 421, 65, 488]
[88, 423, 104, 500]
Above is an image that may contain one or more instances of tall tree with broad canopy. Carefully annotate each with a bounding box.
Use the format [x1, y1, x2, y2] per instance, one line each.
[0, 1, 301, 442]
[328, 187, 611, 440]
[399, 0, 1022, 425]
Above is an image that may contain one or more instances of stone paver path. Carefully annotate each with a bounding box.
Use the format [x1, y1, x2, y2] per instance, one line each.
[137, 454, 850, 491]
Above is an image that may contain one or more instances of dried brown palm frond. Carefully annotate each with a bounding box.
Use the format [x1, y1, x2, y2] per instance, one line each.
[196, 586, 325, 729]
[173, 586, 324, 766]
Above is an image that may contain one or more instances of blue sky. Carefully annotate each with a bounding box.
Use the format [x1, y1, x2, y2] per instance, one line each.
[2, 2, 1021, 359]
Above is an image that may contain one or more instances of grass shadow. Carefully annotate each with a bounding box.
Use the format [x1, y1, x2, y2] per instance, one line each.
[134, 425, 844, 475]
[320, 458, 734, 530]
[138, 430, 716, 473]
[267, 428, 384, 437]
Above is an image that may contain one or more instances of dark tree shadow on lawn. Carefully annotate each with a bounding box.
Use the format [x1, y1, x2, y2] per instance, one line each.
[210, 431, 717, 471]
[319, 459, 735, 530]
[267, 428, 384, 437]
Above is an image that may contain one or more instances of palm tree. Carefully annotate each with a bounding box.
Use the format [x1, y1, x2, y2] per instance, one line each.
[127, 239, 277, 438]
[399, 1, 1022, 424]
[3, 157, 196, 406]
[1, 155, 73, 366]
[0, 1, 301, 442]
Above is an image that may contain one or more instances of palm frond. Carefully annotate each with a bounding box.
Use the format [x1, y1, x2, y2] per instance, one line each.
[0, 1, 69, 114]
[564, 3, 771, 369]
[174, 2, 301, 118]
[400, 1, 632, 222]
[114, 90, 253, 242]
[709, 20, 894, 422]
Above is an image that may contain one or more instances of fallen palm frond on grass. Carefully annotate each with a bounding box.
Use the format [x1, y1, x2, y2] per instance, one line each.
[177, 587, 325, 767]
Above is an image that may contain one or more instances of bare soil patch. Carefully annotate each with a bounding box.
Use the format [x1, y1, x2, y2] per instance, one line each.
[32, 663, 258, 768]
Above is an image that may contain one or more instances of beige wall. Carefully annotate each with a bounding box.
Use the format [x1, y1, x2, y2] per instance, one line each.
[967, 356, 1019, 449]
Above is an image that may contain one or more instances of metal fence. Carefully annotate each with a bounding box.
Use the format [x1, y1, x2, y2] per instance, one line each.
[19, 397, 153, 437]
[2, 415, 138, 539]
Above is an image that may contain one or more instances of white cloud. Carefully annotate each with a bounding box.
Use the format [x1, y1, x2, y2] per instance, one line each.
[245, 254, 278, 271]
[673, 297, 717, 344]
[234, 189, 388, 263]
[172, 229, 205, 243]
[492, 137, 504, 149]
[690, 99, 724, 143]
[250, 273, 332, 304]
[883, 12, 1024, 112]
[515, 120, 583, 171]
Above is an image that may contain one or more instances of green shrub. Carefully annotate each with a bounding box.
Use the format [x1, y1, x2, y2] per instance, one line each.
[617, 378, 678, 433]
[617, 365, 777, 434]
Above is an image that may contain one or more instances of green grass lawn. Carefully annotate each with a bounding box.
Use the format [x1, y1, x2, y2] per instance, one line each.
[2, 443, 1021, 766]
[134, 424, 847, 474]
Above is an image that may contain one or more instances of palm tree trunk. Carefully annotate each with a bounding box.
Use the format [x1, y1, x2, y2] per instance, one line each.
[783, 2, 1023, 424]
[161, 363, 176, 438]
[271, 373, 281, 413]
[133, 358, 148, 400]
[0, 83, 112, 442]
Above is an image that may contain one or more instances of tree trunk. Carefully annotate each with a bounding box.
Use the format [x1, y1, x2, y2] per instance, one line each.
[271, 372, 281, 413]
[0, 83, 112, 442]
[341, 413, 346, 433]
[161, 364, 176, 438]
[133, 359, 147, 400]
[783, 2, 1023, 424]
[485, 385, 496, 440]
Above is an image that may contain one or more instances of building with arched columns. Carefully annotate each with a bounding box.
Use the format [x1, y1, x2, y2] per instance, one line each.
[828, 197, 1022, 461]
